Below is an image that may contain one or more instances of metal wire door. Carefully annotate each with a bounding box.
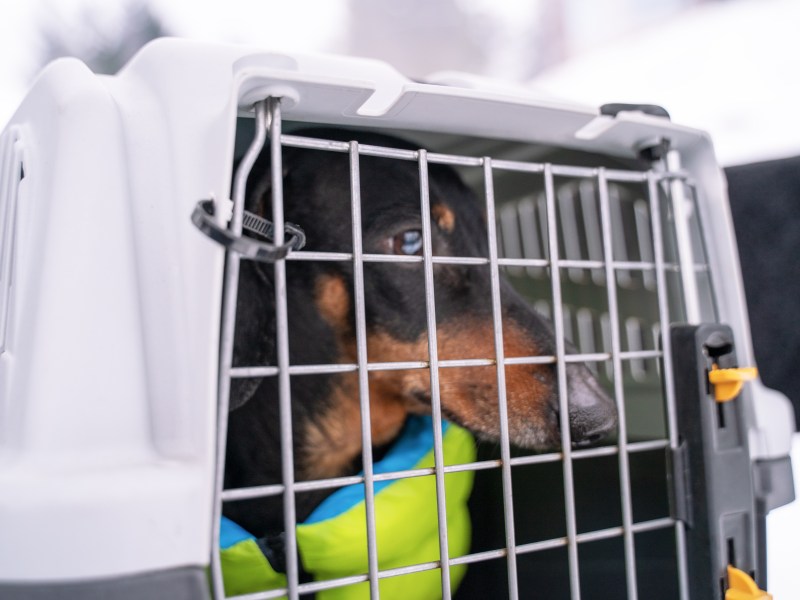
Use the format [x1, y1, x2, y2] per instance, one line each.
[210, 97, 713, 600]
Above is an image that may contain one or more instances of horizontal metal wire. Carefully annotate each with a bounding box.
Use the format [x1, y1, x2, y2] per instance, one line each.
[503, 355, 558, 366]
[630, 516, 676, 533]
[603, 169, 655, 183]
[572, 445, 620, 460]
[279, 134, 692, 185]
[285, 252, 493, 266]
[229, 366, 280, 378]
[281, 135, 351, 152]
[619, 349, 662, 361]
[228, 587, 288, 600]
[508, 451, 562, 467]
[222, 483, 285, 502]
[570, 439, 670, 460]
[489, 160, 678, 185]
[440, 357, 494, 368]
[557, 259, 605, 269]
[228, 571, 374, 600]
[628, 439, 670, 453]
[489, 159, 545, 174]
[294, 573, 372, 597]
[219, 438, 670, 504]
[450, 547, 509, 566]
[378, 559, 443, 579]
[516, 536, 569, 555]
[371, 459, 504, 483]
[507, 439, 669, 469]
[226, 513, 679, 600]
[612, 260, 656, 271]
[428, 152, 485, 167]
[280, 250, 705, 274]
[497, 257, 550, 268]
[273, 251, 711, 282]
[513, 516, 677, 557]
[368, 360, 429, 371]
[229, 349, 663, 379]
[272, 250, 712, 290]
[433, 255, 490, 265]
[578, 525, 626, 544]
[563, 352, 610, 363]
[283, 250, 353, 262]
[221, 461, 505, 502]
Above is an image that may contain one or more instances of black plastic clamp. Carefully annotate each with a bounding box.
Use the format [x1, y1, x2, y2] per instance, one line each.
[191, 199, 305, 262]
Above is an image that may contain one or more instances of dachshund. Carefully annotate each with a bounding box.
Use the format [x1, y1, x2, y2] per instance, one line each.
[222, 128, 617, 547]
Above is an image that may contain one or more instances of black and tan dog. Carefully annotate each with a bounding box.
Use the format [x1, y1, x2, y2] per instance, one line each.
[223, 129, 616, 540]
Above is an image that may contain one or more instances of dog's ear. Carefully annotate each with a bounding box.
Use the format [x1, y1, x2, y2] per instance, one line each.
[242, 160, 293, 220]
[229, 260, 276, 411]
[226, 149, 295, 412]
[229, 379, 261, 411]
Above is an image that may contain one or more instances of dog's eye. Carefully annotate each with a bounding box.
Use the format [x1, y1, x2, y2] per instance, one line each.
[392, 230, 423, 255]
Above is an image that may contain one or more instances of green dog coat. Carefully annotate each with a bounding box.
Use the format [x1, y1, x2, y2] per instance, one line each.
[219, 416, 476, 598]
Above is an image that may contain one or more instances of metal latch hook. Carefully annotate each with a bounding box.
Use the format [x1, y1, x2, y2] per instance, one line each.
[191, 97, 306, 262]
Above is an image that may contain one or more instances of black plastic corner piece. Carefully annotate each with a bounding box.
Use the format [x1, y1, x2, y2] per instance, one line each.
[638, 137, 672, 163]
[599, 103, 672, 163]
[600, 103, 671, 120]
[670, 324, 765, 598]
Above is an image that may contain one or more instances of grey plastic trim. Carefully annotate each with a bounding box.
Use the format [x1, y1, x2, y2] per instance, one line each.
[0, 567, 210, 600]
[754, 455, 796, 513]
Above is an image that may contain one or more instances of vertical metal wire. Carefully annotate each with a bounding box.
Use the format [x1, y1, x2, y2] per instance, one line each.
[417, 149, 453, 599]
[210, 100, 269, 600]
[482, 157, 520, 600]
[647, 171, 690, 600]
[597, 168, 638, 600]
[349, 141, 381, 598]
[665, 151, 701, 324]
[544, 163, 582, 600]
[211, 102, 267, 600]
[268, 97, 301, 600]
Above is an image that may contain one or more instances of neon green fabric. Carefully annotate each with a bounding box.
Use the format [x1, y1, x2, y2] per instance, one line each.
[220, 420, 476, 599]
[220, 538, 286, 594]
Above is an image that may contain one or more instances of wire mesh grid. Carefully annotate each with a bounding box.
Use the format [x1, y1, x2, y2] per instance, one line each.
[210, 98, 714, 599]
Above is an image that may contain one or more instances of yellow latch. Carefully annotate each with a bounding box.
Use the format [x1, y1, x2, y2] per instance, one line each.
[725, 565, 772, 600]
[708, 365, 758, 402]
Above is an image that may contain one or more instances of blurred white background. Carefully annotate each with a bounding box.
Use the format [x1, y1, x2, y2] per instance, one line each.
[2, 0, 798, 596]
[3, 0, 799, 166]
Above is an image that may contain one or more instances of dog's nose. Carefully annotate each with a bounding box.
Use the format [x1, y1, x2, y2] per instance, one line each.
[566, 364, 617, 448]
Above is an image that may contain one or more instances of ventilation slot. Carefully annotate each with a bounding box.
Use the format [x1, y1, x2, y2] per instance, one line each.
[0, 128, 24, 354]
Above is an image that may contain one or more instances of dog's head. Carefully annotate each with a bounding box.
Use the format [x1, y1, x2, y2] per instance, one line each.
[237, 128, 616, 470]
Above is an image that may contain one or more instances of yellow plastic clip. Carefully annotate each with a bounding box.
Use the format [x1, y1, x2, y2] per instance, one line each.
[708, 365, 758, 402]
[725, 565, 772, 600]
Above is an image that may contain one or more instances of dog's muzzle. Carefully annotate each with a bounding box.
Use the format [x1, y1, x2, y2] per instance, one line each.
[566, 364, 618, 448]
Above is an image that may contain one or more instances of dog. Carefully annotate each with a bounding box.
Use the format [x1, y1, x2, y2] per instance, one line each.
[223, 128, 617, 554]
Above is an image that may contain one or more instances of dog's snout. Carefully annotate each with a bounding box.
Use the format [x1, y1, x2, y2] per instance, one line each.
[566, 364, 617, 448]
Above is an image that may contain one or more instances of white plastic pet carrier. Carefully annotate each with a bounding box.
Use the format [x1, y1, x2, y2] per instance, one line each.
[0, 38, 794, 599]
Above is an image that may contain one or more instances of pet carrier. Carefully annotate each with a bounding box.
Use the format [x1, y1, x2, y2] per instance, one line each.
[0, 38, 794, 600]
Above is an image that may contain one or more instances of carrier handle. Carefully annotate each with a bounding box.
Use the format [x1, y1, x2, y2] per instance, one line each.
[191, 198, 306, 262]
